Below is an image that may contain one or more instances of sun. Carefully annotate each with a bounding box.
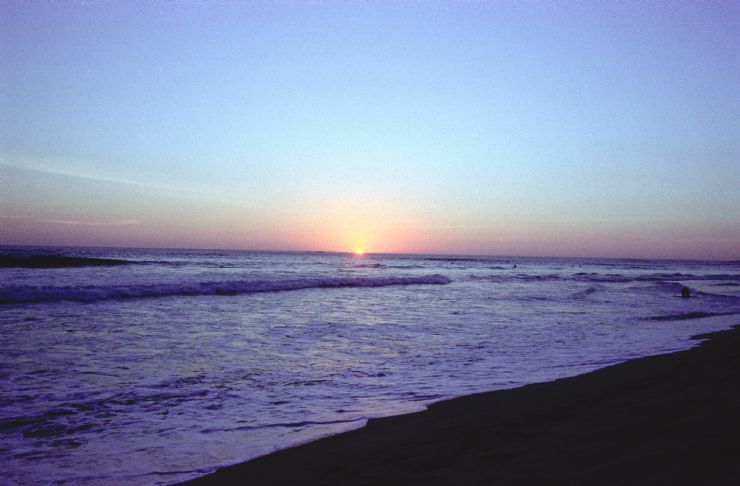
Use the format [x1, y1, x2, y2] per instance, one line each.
[353, 249, 366, 256]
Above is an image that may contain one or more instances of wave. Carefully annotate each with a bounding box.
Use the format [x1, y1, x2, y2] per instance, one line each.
[638, 273, 740, 282]
[0, 254, 131, 268]
[202, 417, 364, 434]
[353, 263, 425, 270]
[469, 271, 740, 286]
[582, 274, 633, 283]
[570, 286, 600, 299]
[1, 388, 214, 443]
[649, 311, 739, 321]
[0, 274, 452, 305]
[469, 273, 565, 283]
[421, 256, 488, 263]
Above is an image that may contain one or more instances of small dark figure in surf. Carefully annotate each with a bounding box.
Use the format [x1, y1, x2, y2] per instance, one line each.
[681, 287, 690, 298]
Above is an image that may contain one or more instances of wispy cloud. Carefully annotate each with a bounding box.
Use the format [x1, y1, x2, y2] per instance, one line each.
[0, 212, 141, 226]
[1, 160, 253, 206]
[1, 160, 179, 193]
[48, 219, 140, 226]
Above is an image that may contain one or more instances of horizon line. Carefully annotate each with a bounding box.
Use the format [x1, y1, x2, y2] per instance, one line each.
[0, 242, 737, 264]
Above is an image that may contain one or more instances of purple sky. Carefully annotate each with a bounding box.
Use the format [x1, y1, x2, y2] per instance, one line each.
[1, 2, 739, 259]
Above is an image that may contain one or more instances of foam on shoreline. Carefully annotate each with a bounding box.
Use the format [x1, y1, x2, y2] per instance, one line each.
[184, 323, 740, 485]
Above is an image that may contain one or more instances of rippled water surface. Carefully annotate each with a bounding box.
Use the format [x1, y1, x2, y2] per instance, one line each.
[2, 247, 739, 484]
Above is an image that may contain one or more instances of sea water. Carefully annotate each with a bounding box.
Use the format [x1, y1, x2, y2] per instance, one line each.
[1, 247, 739, 484]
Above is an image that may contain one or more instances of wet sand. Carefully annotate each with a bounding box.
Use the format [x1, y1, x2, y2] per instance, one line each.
[185, 324, 740, 485]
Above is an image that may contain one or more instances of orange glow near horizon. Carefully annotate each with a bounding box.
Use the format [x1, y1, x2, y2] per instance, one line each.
[353, 249, 366, 256]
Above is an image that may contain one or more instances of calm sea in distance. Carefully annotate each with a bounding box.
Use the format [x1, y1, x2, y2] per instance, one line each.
[2, 246, 739, 484]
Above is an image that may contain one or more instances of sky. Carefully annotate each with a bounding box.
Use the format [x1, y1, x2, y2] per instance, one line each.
[1, 1, 739, 259]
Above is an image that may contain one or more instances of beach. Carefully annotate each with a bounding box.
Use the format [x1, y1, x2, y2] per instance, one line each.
[186, 323, 740, 485]
[5, 1, 740, 484]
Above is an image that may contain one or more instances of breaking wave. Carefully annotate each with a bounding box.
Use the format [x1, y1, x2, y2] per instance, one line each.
[0, 274, 452, 305]
[649, 311, 739, 321]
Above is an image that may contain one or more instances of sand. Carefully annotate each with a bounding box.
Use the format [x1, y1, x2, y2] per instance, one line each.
[184, 323, 740, 485]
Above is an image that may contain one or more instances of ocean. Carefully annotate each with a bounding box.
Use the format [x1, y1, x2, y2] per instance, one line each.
[1, 246, 739, 484]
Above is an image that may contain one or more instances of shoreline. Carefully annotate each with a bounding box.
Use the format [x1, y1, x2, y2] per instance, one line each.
[184, 322, 740, 485]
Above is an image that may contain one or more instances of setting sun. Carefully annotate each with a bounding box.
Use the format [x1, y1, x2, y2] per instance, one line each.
[353, 249, 366, 256]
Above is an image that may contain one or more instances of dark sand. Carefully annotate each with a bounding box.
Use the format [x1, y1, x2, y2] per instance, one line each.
[186, 324, 740, 485]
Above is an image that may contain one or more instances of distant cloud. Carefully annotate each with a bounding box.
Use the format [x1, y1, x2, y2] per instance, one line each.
[0, 213, 139, 226]
[48, 219, 140, 226]
[0, 160, 253, 206]
[0, 160, 175, 192]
